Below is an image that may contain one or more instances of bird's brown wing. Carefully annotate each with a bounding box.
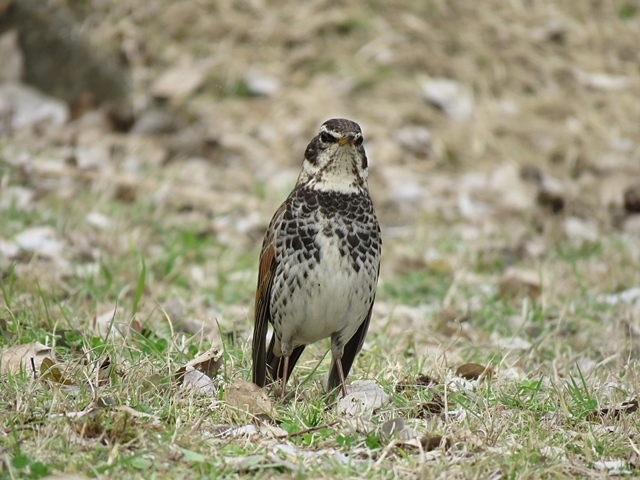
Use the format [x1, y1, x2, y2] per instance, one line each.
[252, 202, 289, 387]
[252, 239, 275, 387]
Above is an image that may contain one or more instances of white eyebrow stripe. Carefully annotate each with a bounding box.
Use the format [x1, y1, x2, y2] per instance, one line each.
[319, 128, 361, 138]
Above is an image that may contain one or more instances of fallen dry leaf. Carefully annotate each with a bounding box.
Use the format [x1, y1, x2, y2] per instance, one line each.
[40, 357, 74, 385]
[588, 398, 638, 421]
[224, 379, 274, 420]
[416, 393, 446, 417]
[182, 368, 217, 395]
[455, 363, 494, 381]
[0, 341, 51, 376]
[176, 345, 223, 381]
[395, 373, 439, 392]
[176, 346, 223, 394]
[381, 417, 405, 442]
[336, 380, 389, 416]
[498, 268, 541, 300]
[97, 356, 117, 385]
[598, 173, 633, 209]
[394, 432, 451, 452]
[420, 434, 451, 451]
[94, 308, 129, 339]
[380, 418, 420, 447]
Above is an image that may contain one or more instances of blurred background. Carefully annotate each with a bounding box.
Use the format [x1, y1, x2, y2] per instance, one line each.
[2, 0, 639, 215]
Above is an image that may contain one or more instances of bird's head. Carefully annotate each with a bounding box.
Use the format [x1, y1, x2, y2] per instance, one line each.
[298, 118, 369, 193]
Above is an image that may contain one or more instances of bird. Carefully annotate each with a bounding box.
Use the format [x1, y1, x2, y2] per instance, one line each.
[252, 118, 381, 399]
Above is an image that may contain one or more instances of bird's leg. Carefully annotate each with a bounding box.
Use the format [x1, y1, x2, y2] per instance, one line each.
[280, 355, 290, 399]
[335, 358, 348, 398]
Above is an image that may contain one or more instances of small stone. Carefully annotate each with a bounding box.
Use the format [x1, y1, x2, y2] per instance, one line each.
[490, 163, 535, 211]
[182, 368, 217, 395]
[574, 69, 630, 91]
[623, 215, 640, 234]
[421, 78, 473, 121]
[244, 70, 280, 97]
[0, 83, 69, 130]
[531, 19, 567, 44]
[0, 186, 34, 211]
[393, 126, 432, 155]
[494, 336, 533, 351]
[498, 268, 541, 299]
[0, 29, 24, 83]
[131, 109, 177, 135]
[0, 239, 19, 258]
[537, 175, 567, 213]
[85, 212, 111, 230]
[152, 59, 204, 99]
[74, 145, 110, 171]
[597, 287, 640, 306]
[623, 184, 640, 213]
[537, 188, 565, 213]
[564, 217, 598, 243]
[520, 165, 543, 185]
[610, 138, 634, 152]
[599, 173, 632, 208]
[13, 226, 64, 258]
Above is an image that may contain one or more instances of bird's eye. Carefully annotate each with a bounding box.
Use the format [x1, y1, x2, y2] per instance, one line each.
[320, 131, 337, 143]
[354, 136, 363, 146]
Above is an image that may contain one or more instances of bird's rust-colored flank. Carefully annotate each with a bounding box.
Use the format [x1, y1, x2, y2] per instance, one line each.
[252, 118, 381, 399]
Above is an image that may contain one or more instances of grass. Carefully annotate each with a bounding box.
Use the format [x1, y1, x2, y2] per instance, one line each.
[2, 194, 639, 478]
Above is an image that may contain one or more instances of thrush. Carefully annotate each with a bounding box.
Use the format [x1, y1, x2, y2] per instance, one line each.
[252, 118, 381, 398]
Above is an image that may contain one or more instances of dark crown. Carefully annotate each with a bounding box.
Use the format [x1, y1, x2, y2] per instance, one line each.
[320, 118, 362, 137]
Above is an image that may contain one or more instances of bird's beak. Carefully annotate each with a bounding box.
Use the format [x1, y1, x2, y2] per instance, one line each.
[338, 133, 356, 146]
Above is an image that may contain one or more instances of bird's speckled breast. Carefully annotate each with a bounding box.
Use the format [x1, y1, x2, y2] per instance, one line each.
[270, 184, 381, 350]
